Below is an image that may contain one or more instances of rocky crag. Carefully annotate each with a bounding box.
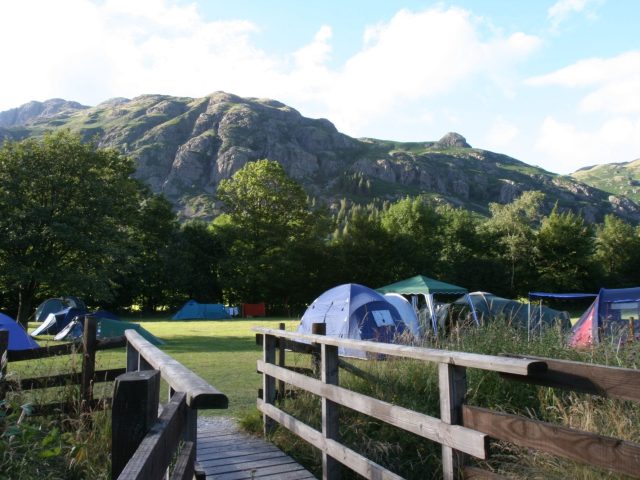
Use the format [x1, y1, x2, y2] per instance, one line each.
[1, 93, 638, 222]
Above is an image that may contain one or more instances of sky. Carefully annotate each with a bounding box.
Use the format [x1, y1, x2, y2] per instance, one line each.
[1, 0, 639, 174]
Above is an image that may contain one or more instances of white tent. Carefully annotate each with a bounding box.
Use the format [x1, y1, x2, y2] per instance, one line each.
[384, 293, 421, 337]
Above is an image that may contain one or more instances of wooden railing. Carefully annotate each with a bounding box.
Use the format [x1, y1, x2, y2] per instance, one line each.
[113, 329, 228, 480]
[0, 316, 126, 413]
[254, 325, 640, 480]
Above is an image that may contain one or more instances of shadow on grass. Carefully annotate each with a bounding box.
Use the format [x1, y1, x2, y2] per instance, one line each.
[160, 335, 260, 353]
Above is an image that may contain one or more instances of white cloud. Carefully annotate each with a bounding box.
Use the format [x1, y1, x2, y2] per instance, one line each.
[547, 0, 600, 29]
[527, 51, 640, 115]
[313, 7, 541, 134]
[536, 116, 640, 173]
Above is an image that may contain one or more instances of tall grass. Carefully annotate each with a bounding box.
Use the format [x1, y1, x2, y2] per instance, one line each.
[1, 351, 113, 479]
[242, 319, 640, 479]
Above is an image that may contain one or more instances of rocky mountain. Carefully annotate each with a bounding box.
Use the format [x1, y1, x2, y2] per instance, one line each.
[0, 98, 88, 128]
[1, 92, 639, 222]
[571, 160, 640, 206]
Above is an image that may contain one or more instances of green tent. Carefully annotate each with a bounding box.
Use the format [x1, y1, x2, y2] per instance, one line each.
[98, 318, 164, 346]
[377, 275, 470, 335]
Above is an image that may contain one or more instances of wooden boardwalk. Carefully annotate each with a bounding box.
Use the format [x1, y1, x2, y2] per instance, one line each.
[197, 417, 316, 480]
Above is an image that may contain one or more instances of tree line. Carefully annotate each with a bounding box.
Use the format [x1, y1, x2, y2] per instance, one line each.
[1, 132, 639, 326]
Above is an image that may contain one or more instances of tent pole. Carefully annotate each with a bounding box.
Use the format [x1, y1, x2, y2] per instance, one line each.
[467, 294, 479, 326]
[527, 295, 530, 342]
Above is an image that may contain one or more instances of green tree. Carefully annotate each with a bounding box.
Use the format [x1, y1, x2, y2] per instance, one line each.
[331, 208, 398, 287]
[484, 191, 545, 295]
[128, 194, 179, 311]
[436, 206, 489, 290]
[593, 214, 640, 286]
[215, 159, 328, 307]
[0, 131, 141, 327]
[534, 206, 594, 291]
[167, 221, 223, 303]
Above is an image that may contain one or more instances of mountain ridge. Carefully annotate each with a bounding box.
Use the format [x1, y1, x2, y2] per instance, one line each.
[1, 93, 639, 223]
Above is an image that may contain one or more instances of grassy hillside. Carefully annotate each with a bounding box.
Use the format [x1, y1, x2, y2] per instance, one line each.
[572, 158, 640, 203]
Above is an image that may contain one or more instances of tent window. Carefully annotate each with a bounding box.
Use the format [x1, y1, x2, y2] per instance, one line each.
[372, 310, 395, 327]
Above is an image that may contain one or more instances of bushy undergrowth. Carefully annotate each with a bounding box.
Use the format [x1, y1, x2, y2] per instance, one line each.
[1, 355, 112, 480]
[242, 320, 640, 479]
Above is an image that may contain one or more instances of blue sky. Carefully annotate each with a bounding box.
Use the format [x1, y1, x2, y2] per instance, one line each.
[1, 0, 639, 174]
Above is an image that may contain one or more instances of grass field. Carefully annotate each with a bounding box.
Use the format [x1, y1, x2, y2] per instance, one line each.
[19, 317, 301, 418]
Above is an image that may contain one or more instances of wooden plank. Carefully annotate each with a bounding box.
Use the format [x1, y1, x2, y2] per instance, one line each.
[252, 327, 546, 376]
[440, 363, 468, 480]
[125, 330, 228, 409]
[258, 399, 404, 480]
[81, 316, 97, 405]
[118, 391, 187, 480]
[257, 360, 488, 458]
[213, 462, 307, 480]
[111, 370, 161, 479]
[198, 446, 282, 464]
[199, 439, 278, 454]
[321, 343, 341, 480]
[462, 405, 640, 478]
[7, 341, 80, 361]
[196, 451, 288, 469]
[263, 333, 277, 436]
[19, 367, 126, 389]
[205, 456, 298, 475]
[169, 441, 195, 480]
[278, 323, 286, 401]
[259, 473, 317, 480]
[501, 354, 640, 402]
[463, 466, 509, 480]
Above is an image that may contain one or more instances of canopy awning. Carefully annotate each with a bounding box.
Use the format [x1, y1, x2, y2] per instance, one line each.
[377, 275, 467, 295]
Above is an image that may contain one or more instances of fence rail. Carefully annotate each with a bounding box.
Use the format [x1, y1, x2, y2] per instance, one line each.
[0, 317, 126, 412]
[253, 325, 640, 480]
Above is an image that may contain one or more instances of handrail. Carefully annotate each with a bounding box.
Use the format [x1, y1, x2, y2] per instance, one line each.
[124, 329, 227, 409]
[252, 327, 546, 376]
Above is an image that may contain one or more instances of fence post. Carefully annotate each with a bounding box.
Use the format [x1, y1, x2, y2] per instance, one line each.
[126, 341, 139, 372]
[278, 322, 286, 401]
[81, 316, 97, 407]
[0, 330, 8, 400]
[263, 333, 277, 436]
[322, 342, 341, 480]
[111, 369, 161, 479]
[312, 323, 326, 376]
[439, 363, 467, 480]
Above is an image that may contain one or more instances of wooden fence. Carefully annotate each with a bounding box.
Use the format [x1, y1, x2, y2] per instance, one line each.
[254, 325, 640, 480]
[113, 329, 228, 480]
[0, 316, 126, 413]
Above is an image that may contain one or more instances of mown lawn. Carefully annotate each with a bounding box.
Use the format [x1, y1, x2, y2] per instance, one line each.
[20, 317, 301, 418]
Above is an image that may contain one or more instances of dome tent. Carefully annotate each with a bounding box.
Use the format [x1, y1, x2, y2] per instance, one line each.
[0, 313, 40, 350]
[172, 300, 229, 320]
[383, 293, 420, 337]
[570, 287, 640, 347]
[297, 283, 405, 359]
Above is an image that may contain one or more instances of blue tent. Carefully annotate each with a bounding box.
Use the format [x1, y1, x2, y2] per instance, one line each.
[0, 313, 40, 350]
[172, 300, 229, 320]
[31, 307, 87, 336]
[34, 297, 86, 322]
[297, 284, 405, 358]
